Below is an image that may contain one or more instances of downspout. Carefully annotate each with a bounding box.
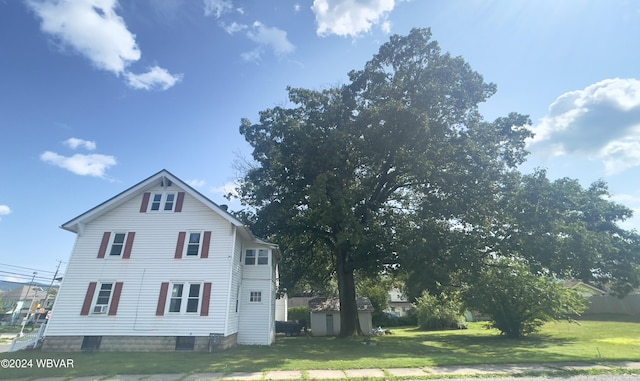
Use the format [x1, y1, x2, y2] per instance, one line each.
[223, 224, 236, 337]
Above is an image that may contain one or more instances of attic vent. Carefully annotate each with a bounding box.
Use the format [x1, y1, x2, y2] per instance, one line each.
[161, 179, 172, 187]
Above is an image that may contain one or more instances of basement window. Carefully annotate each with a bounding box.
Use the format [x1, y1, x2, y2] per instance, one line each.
[175, 336, 195, 350]
[81, 336, 102, 351]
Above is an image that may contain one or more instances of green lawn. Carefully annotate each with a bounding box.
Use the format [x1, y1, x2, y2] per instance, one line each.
[2, 316, 639, 379]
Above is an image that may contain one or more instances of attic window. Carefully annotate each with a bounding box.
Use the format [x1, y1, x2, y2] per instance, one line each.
[150, 193, 176, 212]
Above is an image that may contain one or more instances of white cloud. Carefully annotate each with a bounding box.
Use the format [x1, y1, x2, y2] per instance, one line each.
[203, 0, 232, 18]
[40, 151, 117, 178]
[312, 0, 395, 37]
[125, 66, 183, 91]
[211, 181, 239, 199]
[238, 21, 295, 62]
[609, 193, 640, 231]
[188, 179, 206, 188]
[27, 0, 181, 91]
[0, 205, 11, 221]
[240, 48, 262, 63]
[27, 0, 139, 73]
[64, 137, 96, 151]
[529, 78, 640, 175]
[246, 21, 295, 56]
[223, 21, 247, 35]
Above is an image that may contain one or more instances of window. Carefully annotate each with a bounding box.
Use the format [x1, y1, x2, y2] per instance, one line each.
[244, 250, 255, 265]
[250, 291, 262, 303]
[93, 283, 113, 314]
[169, 284, 183, 312]
[164, 193, 175, 210]
[151, 194, 162, 211]
[257, 249, 269, 265]
[186, 232, 202, 257]
[175, 336, 195, 350]
[109, 233, 126, 256]
[245, 249, 269, 265]
[167, 282, 202, 314]
[175, 231, 210, 259]
[186, 284, 200, 312]
[149, 192, 176, 212]
[98, 232, 134, 259]
[81, 336, 102, 351]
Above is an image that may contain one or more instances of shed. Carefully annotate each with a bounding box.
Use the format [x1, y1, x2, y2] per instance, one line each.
[309, 296, 374, 336]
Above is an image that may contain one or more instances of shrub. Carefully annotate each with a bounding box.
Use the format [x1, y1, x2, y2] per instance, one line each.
[414, 291, 465, 330]
[464, 258, 587, 338]
[397, 309, 418, 326]
[287, 306, 310, 327]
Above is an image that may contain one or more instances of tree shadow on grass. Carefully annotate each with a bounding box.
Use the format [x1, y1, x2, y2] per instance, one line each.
[194, 328, 585, 372]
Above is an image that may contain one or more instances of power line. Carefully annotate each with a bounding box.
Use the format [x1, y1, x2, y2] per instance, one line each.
[0, 270, 52, 279]
[0, 271, 52, 283]
[0, 263, 57, 274]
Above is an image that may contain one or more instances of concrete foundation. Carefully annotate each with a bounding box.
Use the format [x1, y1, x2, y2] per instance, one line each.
[42, 333, 237, 352]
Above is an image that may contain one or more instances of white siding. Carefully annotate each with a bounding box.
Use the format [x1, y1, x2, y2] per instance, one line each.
[224, 233, 243, 336]
[46, 185, 237, 337]
[309, 311, 372, 336]
[237, 247, 276, 345]
[237, 279, 272, 345]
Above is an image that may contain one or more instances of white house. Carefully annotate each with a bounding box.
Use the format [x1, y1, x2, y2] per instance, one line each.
[386, 288, 412, 317]
[43, 170, 280, 352]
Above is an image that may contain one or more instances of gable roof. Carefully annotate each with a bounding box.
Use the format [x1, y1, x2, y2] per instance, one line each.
[308, 297, 374, 312]
[60, 169, 278, 252]
[563, 280, 606, 296]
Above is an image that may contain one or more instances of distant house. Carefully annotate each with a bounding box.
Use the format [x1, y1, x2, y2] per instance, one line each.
[386, 288, 412, 317]
[563, 281, 640, 316]
[309, 297, 374, 336]
[563, 280, 606, 297]
[43, 169, 281, 352]
[2, 284, 53, 326]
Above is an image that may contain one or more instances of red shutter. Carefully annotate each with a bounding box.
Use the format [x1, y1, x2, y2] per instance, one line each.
[175, 232, 186, 259]
[108, 282, 123, 316]
[201, 282, 212, 316]
[175, 192, 185, 212]
[140, 192, 150, 213]
[97, 232, 111, 259]
[81, 282, 97, 315]
[123, 232, 135, 259]
[201, 231, 211, 259]
[156, 282, 169, 316]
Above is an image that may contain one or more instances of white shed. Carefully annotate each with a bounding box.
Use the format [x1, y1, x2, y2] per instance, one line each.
[309, 297, 374, 336]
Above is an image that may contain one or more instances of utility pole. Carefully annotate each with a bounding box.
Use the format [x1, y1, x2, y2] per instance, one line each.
[19, 272, 37, 337]
[40, 260, 63, 325]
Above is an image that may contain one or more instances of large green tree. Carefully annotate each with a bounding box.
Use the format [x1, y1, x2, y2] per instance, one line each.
[236, 28, 532, 337]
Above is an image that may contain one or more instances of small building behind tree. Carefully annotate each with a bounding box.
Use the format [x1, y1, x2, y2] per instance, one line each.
[309, 297, 373, 336]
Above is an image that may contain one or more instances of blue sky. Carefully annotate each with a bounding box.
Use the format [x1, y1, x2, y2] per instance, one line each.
[2, 0, 640, 285]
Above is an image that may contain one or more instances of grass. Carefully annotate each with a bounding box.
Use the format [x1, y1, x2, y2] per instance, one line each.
[1, 316, 639, 379]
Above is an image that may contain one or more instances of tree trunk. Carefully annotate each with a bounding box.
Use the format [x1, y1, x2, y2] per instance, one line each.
[336, 248, 360, 338]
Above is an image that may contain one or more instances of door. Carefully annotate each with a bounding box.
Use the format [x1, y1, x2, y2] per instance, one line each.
[326, 314, 334, 336]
